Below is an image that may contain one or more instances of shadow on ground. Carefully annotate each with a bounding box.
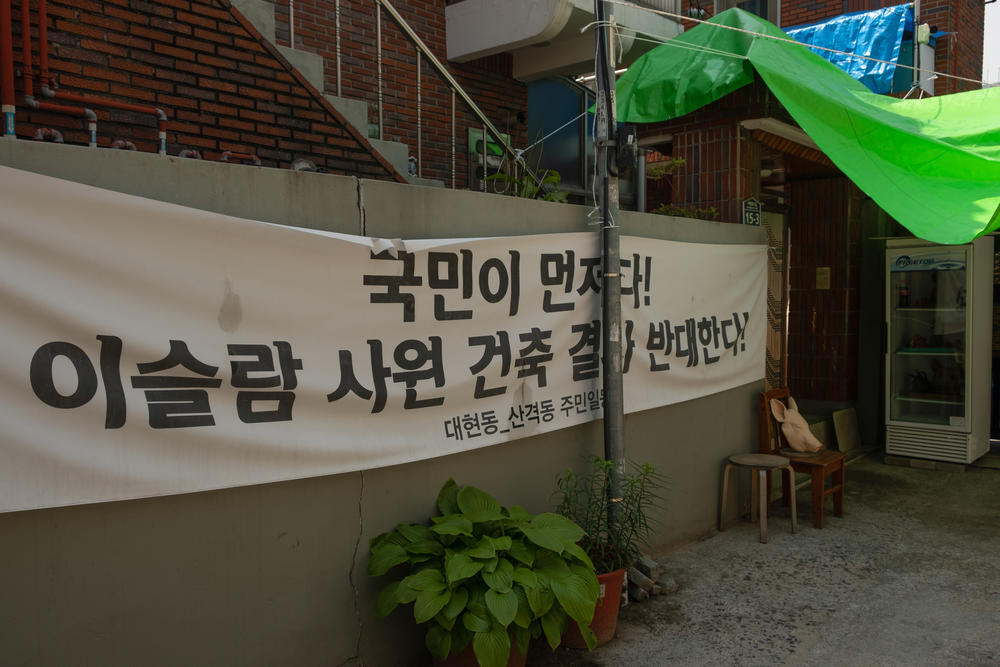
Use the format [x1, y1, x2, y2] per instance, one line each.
[527, 454, 1000, 666]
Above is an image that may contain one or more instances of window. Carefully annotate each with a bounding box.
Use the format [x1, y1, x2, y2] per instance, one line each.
[526, 77, 638, 208]
[714, 0, 780, 25]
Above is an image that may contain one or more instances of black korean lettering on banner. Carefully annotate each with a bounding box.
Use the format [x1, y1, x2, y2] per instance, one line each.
[229, 341, 303, 423]
[480, 410, 500, 434]
[721, 312, 749, 355]
[559, 389, 604, 416]
[326, 342, 390, 414]
[521, 400, 554, 424]
[30, 341, 99, 408]
[540, 251, 575, 312]
[468, 332, 511, 398]
[391, 337, 445, 409]
[428, 250, 473, 320]
[673, 318, 700, 368]
[646, 321, 673, 371]
[577, 257, 601, 295]
[131, 340, 223, 428]
[97, 335, 127, 428]
[622, 319, 636, 373]
[443, 415, 463, 440]
[559, 395, 575, 416]
[697, 317, 722, 364]
[461, 413, 483, 438]
[479, 251, 520, 316]
[567, 320, 600, 381]
[508, 404, 525, 429]
[621, 254, 652, 308]
[514, 327, 553, 387]
[30, 336, 126, 428]
[363, 249, 422, 322]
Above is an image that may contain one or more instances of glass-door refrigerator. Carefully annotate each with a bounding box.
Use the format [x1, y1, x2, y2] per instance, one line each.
[885, 238, 993, 464]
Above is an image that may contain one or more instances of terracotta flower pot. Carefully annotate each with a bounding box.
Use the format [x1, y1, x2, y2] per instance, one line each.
[432, 639, 527, 667]
[561, 568, 626, 648]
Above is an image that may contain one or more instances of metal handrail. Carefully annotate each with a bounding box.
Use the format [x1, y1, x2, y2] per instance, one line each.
[373, 0, 542, 190]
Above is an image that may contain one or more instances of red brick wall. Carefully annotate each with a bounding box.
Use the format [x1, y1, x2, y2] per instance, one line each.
[637, 79, 790, 223]
[786, 177, 863, 402]
[7, 0, 531, 185]
[274, 0, 527, 187]
[923, 0, 985, 94]
[667, 124, 758, 222]
[9, 0, 401, 179]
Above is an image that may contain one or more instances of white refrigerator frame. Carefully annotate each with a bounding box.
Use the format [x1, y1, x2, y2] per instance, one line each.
[884, 237, 992, 464]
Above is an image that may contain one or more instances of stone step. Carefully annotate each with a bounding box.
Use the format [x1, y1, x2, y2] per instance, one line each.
[230, 0, 442, 186]
[324, 95, 371, 138]
[276, 45, 325, 92]
[232, 0, 275, 40]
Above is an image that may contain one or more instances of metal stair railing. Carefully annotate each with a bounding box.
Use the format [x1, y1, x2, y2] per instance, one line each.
[371, 0, 541, 191]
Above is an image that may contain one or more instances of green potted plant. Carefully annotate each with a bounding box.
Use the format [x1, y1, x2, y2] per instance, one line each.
[486, 168, 569, 202]
[553, 457, 664, 647]
[368, 479, 601, 667]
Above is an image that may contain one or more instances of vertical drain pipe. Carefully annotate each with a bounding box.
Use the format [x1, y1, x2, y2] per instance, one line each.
[33, 0, 164, 152]
[480, 123, 486, 192]
[288, 0, 294, 46]
[0, 0, 16, 136]
[376, 2, 383, 139]
[416, 50, 421, 178]
[911, 0, 920, 92]
[37, 0, 47, 87]
[20, 0, 97, 144]
[450, 90, 455, 189]
[335, 0, 342, 97]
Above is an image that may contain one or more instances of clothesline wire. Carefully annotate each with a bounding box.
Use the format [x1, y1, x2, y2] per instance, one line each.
[627, 32, 751, 60]
[520, 111, 588, 156]
[588, 0, 985, 87]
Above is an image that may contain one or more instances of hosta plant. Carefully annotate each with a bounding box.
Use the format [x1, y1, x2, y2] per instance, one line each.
[368, 479, 600, 667]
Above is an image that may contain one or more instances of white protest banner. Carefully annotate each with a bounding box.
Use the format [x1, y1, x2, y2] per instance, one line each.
[1, 165, 764, 513]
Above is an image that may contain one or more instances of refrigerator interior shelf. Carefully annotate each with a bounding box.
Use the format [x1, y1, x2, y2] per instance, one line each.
[894, 307, 965, 313]
[897, 348, 964, 355]
[894, 393, 964, 405]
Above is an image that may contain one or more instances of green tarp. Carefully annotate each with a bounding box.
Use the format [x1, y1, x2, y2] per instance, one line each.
[616, 9, 1000, 245]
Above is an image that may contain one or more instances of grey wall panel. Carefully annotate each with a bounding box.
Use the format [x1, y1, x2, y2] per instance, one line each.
[0, 141, 764, 665]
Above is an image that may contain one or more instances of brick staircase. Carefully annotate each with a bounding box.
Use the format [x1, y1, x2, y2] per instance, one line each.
[231, 0, 443, 187]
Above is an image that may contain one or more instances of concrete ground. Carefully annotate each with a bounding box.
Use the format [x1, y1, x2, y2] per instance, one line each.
[528, 453, 1000, 666]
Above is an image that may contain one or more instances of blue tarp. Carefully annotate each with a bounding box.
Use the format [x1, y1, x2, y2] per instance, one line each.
[786, 4, 910, 94]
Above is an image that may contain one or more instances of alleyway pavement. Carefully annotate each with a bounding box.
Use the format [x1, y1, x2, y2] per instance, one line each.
[528, 453, 1000, 666]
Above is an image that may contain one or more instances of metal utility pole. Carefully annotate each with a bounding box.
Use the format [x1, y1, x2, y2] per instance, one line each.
[911, 0, 920, 92]
[594, 1, 625, 505]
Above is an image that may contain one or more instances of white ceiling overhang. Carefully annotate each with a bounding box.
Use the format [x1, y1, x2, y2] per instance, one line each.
[446, 0, 683, 81]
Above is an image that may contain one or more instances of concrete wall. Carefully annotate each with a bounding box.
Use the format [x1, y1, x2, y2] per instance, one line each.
[0, 141, 765, 666]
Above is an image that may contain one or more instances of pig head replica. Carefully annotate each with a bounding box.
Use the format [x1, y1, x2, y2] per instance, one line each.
[770, 396, 824, 453]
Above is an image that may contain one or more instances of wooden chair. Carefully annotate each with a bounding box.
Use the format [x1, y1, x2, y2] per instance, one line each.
[759, 388, 846, 529]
